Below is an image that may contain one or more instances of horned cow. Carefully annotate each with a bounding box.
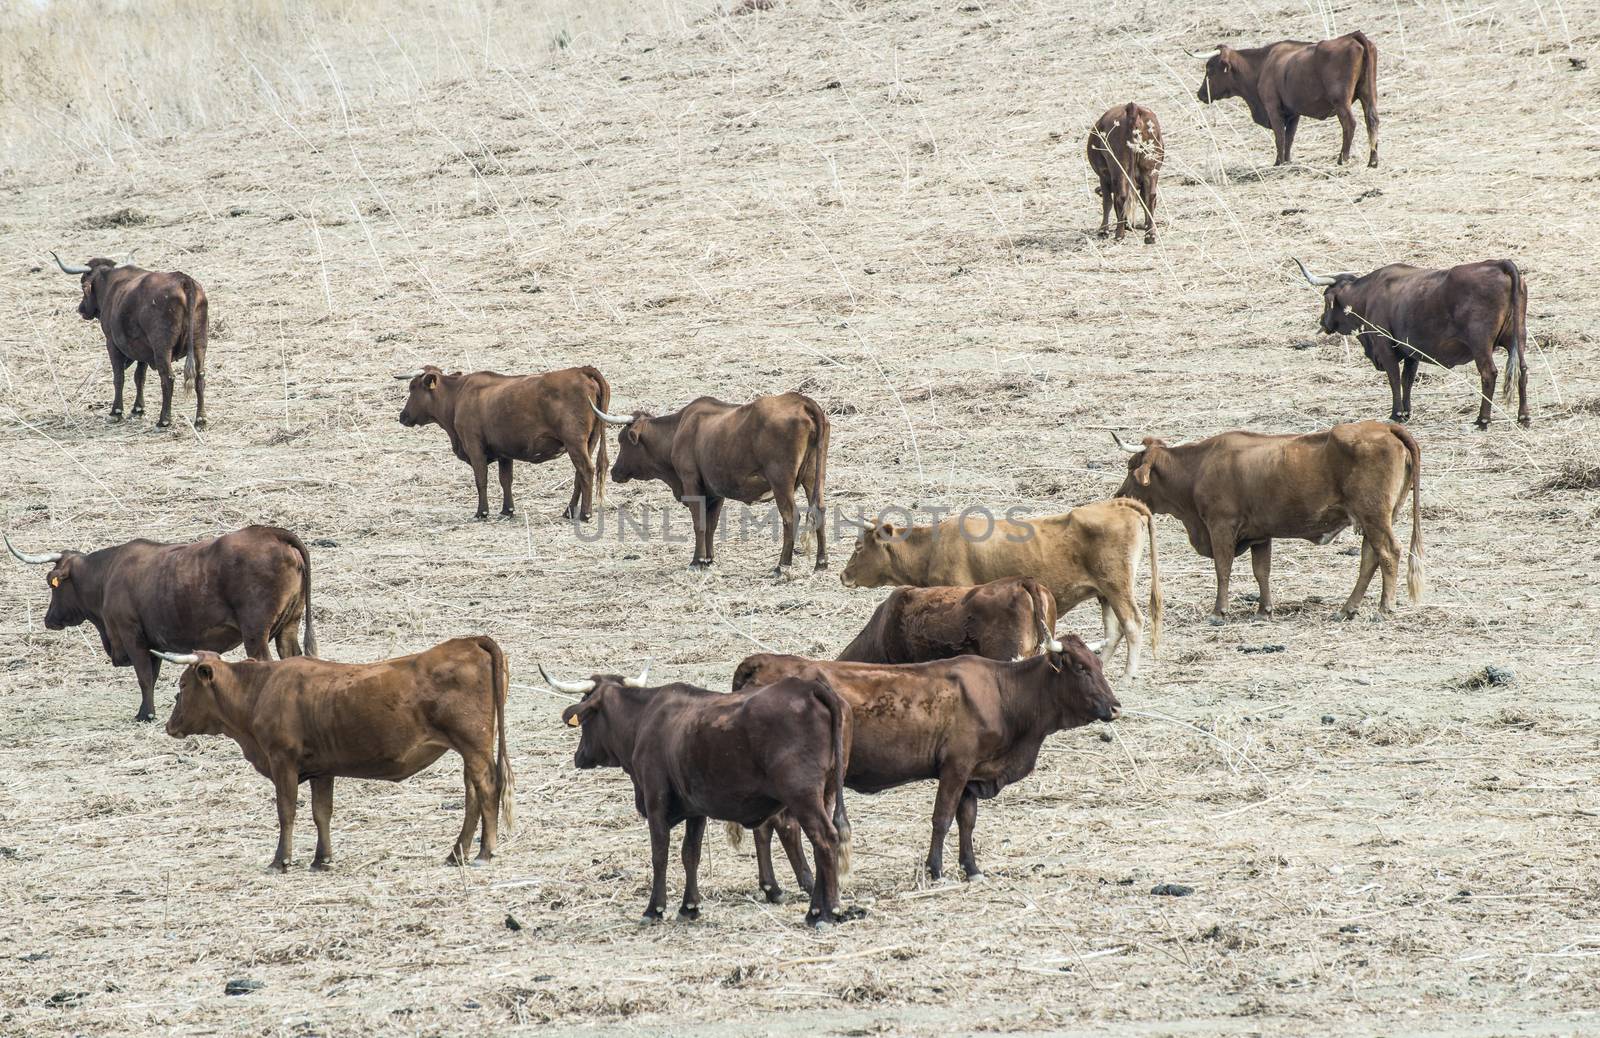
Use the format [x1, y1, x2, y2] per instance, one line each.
[1087, 102, 1164, 244]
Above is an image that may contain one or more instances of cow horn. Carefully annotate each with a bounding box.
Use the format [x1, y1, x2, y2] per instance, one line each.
[1110, 431, 1143, 454]
[4, 533, 61, 565]
[1189, 48, 1220, 58]
[393, 373, 416, 381]
[538, 662, 596, 695]
[50, 251, 91, 275]
[150, 650, 201, 665]
[1293, 257, 1339, 287]
[591, 402, 634, 426]
[1037, 613, 1064, 655]
[623, 658, 653, 688]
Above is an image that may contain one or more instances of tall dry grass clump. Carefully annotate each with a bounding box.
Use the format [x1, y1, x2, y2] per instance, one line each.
[0, 0, 708, 167]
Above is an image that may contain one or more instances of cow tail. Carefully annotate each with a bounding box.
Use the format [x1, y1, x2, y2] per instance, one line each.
[1141, 503, 1163, 655]
[1499, 261, 1526, 405]
[283, 530, 318, 658]
[1027, 578, 1058, 653]
[181, 275, 206, 391]
[1393, 425, 1425, 603]
[1352, 31, 1378, 112]
[815, 681, 852, 877]
[584, 366, 610, 506]
[483, 636, 515, 837]
[800, 397, 829, 558]
[723, 821, 744, 849]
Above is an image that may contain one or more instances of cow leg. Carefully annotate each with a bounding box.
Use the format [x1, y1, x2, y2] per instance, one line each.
[310, 777, 335, 870]
[131, 361, 148, 417]
[269, 764, 299, 872]
[1096, 180, 1113, 238]
[274, 624, 303, 659]
[1138, 173, 1157, 243]
[497, 458, 515, 518]
[1399, 356, 1419, 422]
[776, 812, 815, 893]
[643, 809, 672, 921]
[679, 816, 706, 920]
[154, 360, 176, 428]
[1270, 111, 1290, 165]
[1515, 349, 1531, 426]
[956, 789, 983, 879]
[1281, 114, 1301, 164]
[1208, 528, 1236, 619]
[926, 768, 970, 880]
[243, 629, 272, 661]
[1341, 537, 1381, 618]
[791, 800, 841, 925]
[1113, 184, 1130, 241]
[1098, 597, 1125, 664]
[465, 751, 499, 862]
[703, 498, 725, 567]
[108, 349, 128, 421]
[1474, 353, 1499, 429]
[1380, 352, 1405, 422]
[1362, 99, 1380, 167]
[565, 442, 596, 521]
[1108, 596, 1143, 679]
[1250, 541, 1273, 615]
[771, 481, 799, 571]
[131, 645, 159, 723]
[753, 819, 784, 902]
[1335, 103, 1356, 165]
[448, 770, 482, 865]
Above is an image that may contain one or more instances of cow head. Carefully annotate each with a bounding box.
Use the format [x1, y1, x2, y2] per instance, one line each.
[839, 518, 910, 589]
[1111, 432, 1177, 508]
[1294, 258, 1363, 335]
[397, 365, 456, 427]
[159, 651, 230, 737]
[544, 661, 652, 770]
[593, 405, 666, 485]
[52, 253, 118, 321]
[1195, 45, 1240, 104]
[1046, 635, 1121, 725]
[5, 534, 86, 630]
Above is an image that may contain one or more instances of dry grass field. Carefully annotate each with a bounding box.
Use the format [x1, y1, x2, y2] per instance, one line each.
[3, 0, 1599, 1035]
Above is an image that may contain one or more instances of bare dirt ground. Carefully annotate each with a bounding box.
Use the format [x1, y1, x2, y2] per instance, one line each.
[3, 1, 1599, 1035]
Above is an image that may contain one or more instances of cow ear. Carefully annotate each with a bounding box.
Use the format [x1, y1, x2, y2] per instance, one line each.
[195, 663, 214, 682]
[1134, 459, 1156, 487]
[874, 523, 897, 543]
[562, 698, 599, 728]
[423, 373, 439, 391]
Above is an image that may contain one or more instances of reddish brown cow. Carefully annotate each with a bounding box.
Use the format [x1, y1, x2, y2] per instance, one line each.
[544, 664, 853, 926]
[1196, 32, 1379, 167]
[1087, 102, 1164, 244]
[731, 643, 1119, 886]
[838, 577, 1061, 665]
[1295, 257, 1530, 428]
[52, 253, 209, 428]
[398, 365, 611, 520]
[7, 525, 314, 722]
[159, 636, 512, 872]
[595, 392, 829, 571]
[1111, 421, 1423, 618]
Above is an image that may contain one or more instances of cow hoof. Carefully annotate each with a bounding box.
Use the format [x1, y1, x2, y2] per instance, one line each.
[1144, 234, 1156, 245]
[760, 884, 785, 904]
[473, 512, 489, 522]
[1473, 420, 1490, 432]
[1368, 156, 1380, 169]
[130, 406, 144, 418]
[640, 908, 665, 925]
[805, 908, 832, 929]
[109, 411, 124, 422]
[688, 560, 711, 571]
[577, 512, 593, 523]
[1096, 229, 1109, 239]
[156, 417, 172, 429]
[1206, 615, 1226, 626]
[266, 861, 290, 874]
[677, 904, 701, 921]
[963, 869, 986, 883]
[311, 858, 333, 872]
[1518, 416, 1533, 428]
[192, 417, 206, 430]
[499, 510, 515, 520]
[134, 711, 156, 723]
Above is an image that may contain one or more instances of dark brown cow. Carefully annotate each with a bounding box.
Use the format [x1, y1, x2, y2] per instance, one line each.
[398, 365, 611, 520]
[52, 252, 209, 429]
[1111, 421, 1423, 618]
[6, 525, 315, 722]
[595, 392, 829, 571]
[159, 636, 512, 871]
[543, 664, 853, 926]
[732, 642, 1119, 886]
[1295, 257, 1530, 428]
[838, 577, 1061, 665]
[1087, 102, 1164, 244]
[1196, 32, 1379, 167]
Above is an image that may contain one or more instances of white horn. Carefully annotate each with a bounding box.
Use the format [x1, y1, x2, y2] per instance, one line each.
[1293, 257, 1339, 287]
[623, 658, 653, 688]
[393, 373, 417, 381]
[1189, 48, 1220, 58]
[1086, 639, 1108, 653]
[5, 533, 62, 566]
[1110, 431, 1143, 454]
[592, 402, 634, 426]
[51, 251, 92, 275]
[151, 650, 201, 665]
[538, 662, 596, 695]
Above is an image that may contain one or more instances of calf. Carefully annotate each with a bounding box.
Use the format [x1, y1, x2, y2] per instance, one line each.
[733, 642, 1119, 888]
[159, 636, 512, 871]
[838, 577, 1060, 664]
[1087, 102, 1164, 243]
[544, 664, 853, 926]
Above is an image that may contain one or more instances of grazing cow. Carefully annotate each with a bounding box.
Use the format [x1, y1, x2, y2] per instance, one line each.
[1087, 102, 1164, 243]
[732, 641, 1119, 887]
[1111, 421, 1423, 618]
[838, 577, 1060, 665]
[52, 252, 209, 428]
[398, 365, 611, 520]
[594, 392, 829, 572]
[159, 636, 512, 871]
[840, 499, 1161, 678]
[1195, 32, 1379, 167]
[6, 525, 314, 722]
[542, 663, 853, 926]
[1295, 257, 1530, 428]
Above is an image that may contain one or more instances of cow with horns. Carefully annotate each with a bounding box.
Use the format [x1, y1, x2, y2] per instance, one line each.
[6, 526, 315, 721]
[397, 365, 612, 521]
[838, 577, 1061, 666]
[1294, 257, 1530, 428]
[542, 662, 855, 926]
[593, 392, 830, 572]
[1087, 102, 1164, 244]
[51, 252, 209, 429]
[1194, 33, 1379, 167]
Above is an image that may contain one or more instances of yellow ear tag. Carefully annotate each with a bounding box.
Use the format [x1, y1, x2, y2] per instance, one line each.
[50, 577, 59, 588]
[566, 715, 581, 728]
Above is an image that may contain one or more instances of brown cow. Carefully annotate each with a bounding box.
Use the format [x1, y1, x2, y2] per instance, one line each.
[594, 392, 829, 572]
[838, 577, 1061, 665]
[1196, 32, 1379, 167]
[52, 252, 209, 428]
[840, 499, 1161, 678]
[6, 525, 314, 722]
[159, 636, 512, 871]
[1087, 102, 1164, 244]
[1111, 421, 1423, 618]
[543, 663, 853, 926]
[1295, 257, 1530, 428]
[398, 365, 610, 521]
[732, 641, 1119, 884]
